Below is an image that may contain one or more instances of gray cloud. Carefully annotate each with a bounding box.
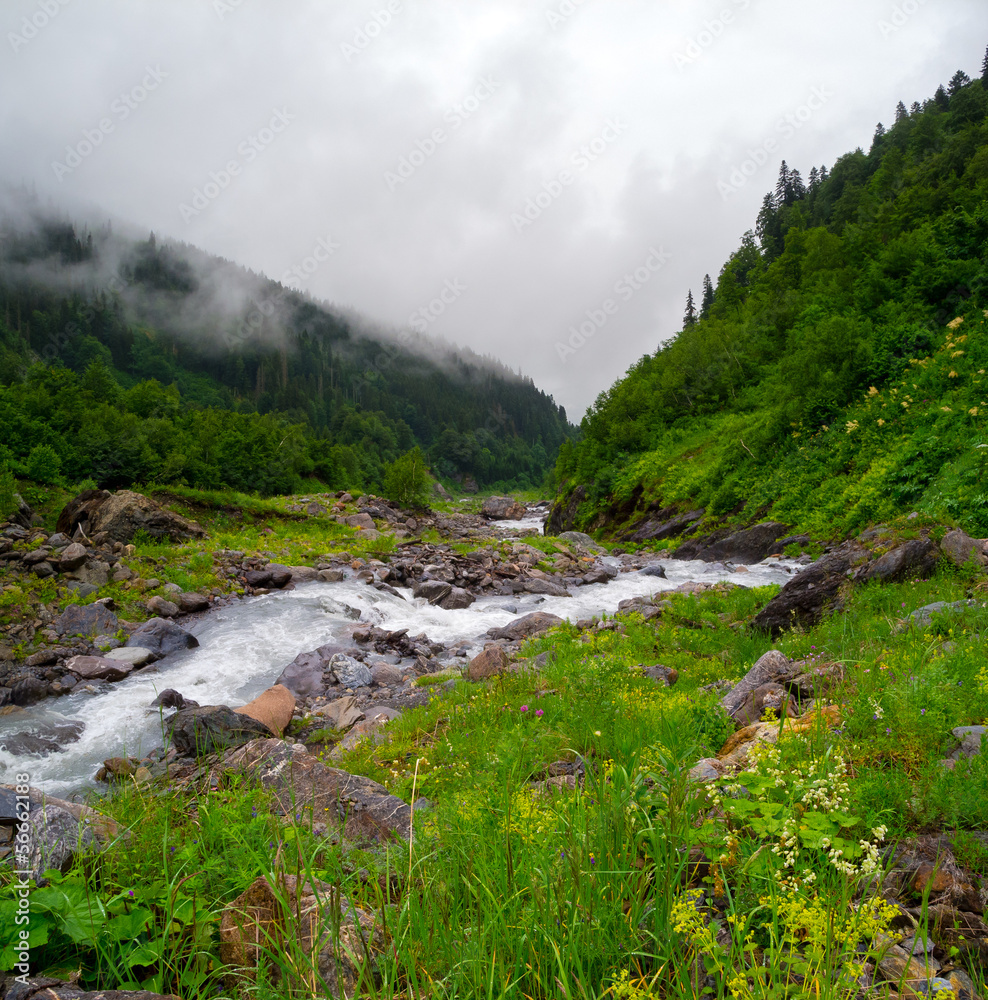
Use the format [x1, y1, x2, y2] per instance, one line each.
[1, 0, 984, 418]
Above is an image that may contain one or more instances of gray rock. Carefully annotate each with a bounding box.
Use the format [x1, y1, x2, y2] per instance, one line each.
[126, 617, 199, 658]
[150, 688, 198, 710]
[104, 645, 153, 668]
[276, 650, 326, 699]
[437, 586, 476, 609]
[412, 580, 452, 604]
[752, 542, 866, 635]
[675, 521, 790, 564]
[558, 530, 607, 554]
[0, 721, 84, 757]
[940, 529, 987, 569]
[319, 569, 345, 583]
[641, 563, 667, 578]
[57, 542, 88, 571]
[222, 739, 412, 844]
[854, 537, 939, 584]
[55, 602, 119, 638]
[46, 532, 72, 548]
[65, 581, 99, 599]
[487, 611, 564, 642]
[169, 705, 275, 757]
[906, 600, 982, 631]
[481, 496, 527, 520]
[949, 726, 986, 761]
[10, 676, 48, 705]
[145, 595, 180, 617]
[65, 655, 134, 682]
[329, 653, 373, 689]
[177, 591, 210, 613]
[522, 579, 571, 597]
[720, 650, 796, 721]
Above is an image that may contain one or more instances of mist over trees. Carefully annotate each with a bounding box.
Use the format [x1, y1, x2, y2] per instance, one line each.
[0, 200, 572, 495]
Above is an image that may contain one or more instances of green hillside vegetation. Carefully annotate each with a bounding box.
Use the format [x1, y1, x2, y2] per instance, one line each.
[554, 64, 988, 539]
[0, 209, 571, 499]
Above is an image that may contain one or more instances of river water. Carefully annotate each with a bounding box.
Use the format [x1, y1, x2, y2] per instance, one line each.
[0, 554, 798, 797]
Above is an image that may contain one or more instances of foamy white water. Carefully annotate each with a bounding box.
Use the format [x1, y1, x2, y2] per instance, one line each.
[0, 557, 797, 796]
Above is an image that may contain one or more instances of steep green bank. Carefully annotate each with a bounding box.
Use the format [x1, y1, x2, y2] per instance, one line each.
[552, 64, 988, 541]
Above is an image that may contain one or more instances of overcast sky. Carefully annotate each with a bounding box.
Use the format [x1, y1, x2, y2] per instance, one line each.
[1, 0, 985, 420]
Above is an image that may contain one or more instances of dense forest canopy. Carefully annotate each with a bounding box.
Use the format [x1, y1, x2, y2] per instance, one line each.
[0, 199, 572, 496]
[554, 57, 988, 538]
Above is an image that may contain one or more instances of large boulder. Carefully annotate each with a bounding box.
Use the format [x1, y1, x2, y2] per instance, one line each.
[58, 489, 206, 544]
[720, 650, 796, 721]
[481, 496, 527, 521]
[558, 530, 607, 555]
[752, 543, 866, 635]
[487, 611, 564, 642]
[854, 537, 939, 584]
[467, 645, 510, 681]
[674, 522, 789, 564]
[169, 705, 276, 757]
[221, 739, 412, 844]
[64, 654, 134, 682]
[55, 602, 119, 638]
[0, 785, 117, 884]
[234, 684, 296, 737]
[940, 529, 987, 570]
[126, 617, 199, 658]
[329, 653, 373, 689]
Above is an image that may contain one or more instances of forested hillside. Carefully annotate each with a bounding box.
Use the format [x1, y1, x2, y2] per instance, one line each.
[553, 59, 988, 539]
[0, 201, 571, 496]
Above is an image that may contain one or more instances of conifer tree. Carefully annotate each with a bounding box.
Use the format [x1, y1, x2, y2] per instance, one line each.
[894, 101, 908, 123]
[982, 44, 988, 86]
[949, 69, 971, 95]
[910, 101, 921, 115]
[700, 274, 715, 319]
[934, 84, 950, 109]
[774, 161, 790, 207]
[683, 289, 697, 328]
[790, 169, 807, 201]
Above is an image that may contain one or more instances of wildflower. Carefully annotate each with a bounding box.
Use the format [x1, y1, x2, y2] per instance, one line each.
[868, 386, 879, 396]
[594, 730, 601, 736]
[921, 708, 926, 715]
[877, 418, 885, 426]
[947, 316, 964, 330]
[535, 708, 544, 718]
[971, 407, 980, 416]
[519, 705, 528, 713]
[845, 420, 859, 433]
[941, 406, 953, 412]
[949, 371, 958, 378]
[128, 890, 135, 897]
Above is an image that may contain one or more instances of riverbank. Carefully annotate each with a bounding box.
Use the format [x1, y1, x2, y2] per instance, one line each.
[2, 488, 988, 999]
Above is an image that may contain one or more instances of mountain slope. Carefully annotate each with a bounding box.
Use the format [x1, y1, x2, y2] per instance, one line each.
[0, 200, 572, 495]
[550, 66, 988, 540]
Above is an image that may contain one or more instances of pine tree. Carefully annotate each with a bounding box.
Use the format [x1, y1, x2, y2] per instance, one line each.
[683, 289, 697, 328]
[700, 274, 715, 319]
[789, 169, 806, 201]
[910, 101, 921, 115]
[894, 100, 908, 123]
[774, 161, 790, 207]
[934, 84, 949, 109]
[874, 122, 886, 142]
[949, 70, 971, 95]
[808, 166, 819, 191]
[982, 44, 988, 87]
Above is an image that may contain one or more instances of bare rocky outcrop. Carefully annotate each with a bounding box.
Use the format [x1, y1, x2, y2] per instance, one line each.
[57, 489, 206, 544]
[481, 496, 527, 520]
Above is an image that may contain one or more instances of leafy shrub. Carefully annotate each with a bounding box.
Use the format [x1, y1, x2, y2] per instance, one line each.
[26, 444, 62, 485]
[382, 447, 431, 507]
[0, 464, 16, 520]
